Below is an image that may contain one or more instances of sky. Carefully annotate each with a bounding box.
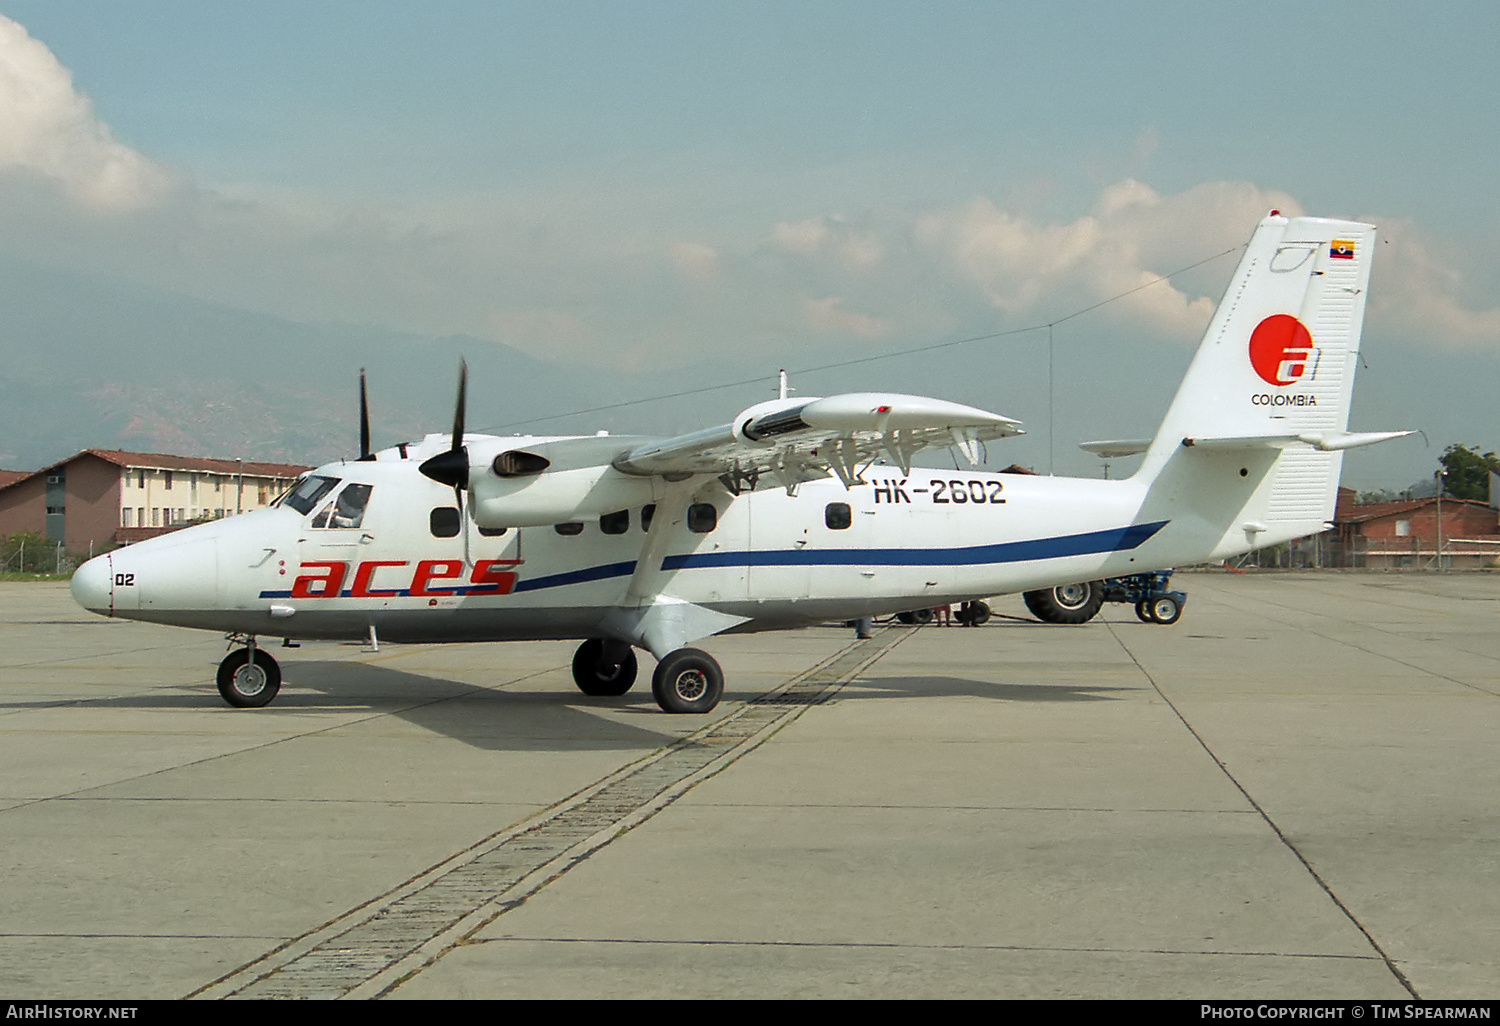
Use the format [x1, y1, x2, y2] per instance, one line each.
[1, 2, 1498, 488]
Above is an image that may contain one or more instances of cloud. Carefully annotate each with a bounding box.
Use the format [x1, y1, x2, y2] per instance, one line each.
[801, 296, 892, 340]
[1369, 225, 1500, 348]
[911, 179, 1301, 340]
[770, 215, 884, 270]
[1, 8, 1495, 374]
[0, 16, 170, 211]
[666, 240, 718, 280]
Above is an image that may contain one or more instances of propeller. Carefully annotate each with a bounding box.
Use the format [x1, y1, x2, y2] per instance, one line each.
[419, 359, 471, 493]
[419, 360, 473, 566]
[357, 368, 374, 460]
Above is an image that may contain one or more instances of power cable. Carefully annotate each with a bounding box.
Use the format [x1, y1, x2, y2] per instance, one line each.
[487, 243, 1243, 432]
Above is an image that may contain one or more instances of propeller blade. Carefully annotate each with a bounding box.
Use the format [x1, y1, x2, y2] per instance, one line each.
[358, 368, 373, 460]
[419, 360, 472, 489]
[451, 359, 467, 452]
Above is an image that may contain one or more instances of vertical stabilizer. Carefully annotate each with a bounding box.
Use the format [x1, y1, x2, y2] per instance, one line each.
[1135, 213, 1378, 555]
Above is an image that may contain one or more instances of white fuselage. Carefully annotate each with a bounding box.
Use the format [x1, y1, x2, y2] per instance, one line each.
[71, 454, 1230, 646]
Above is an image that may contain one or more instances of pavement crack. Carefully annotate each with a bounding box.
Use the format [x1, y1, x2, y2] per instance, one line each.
[1105, 622, 1421, 1000]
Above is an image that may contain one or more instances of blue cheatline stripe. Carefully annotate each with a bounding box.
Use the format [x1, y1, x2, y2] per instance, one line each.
[512, 560, 638, 593]
[257, 521, 1167, 599]
[660, 520, 1169, 571]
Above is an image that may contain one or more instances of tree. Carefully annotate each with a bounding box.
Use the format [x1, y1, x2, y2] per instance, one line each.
[1438, 444, 1500, 502]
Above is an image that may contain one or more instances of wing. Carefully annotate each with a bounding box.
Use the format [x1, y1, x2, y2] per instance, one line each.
[611, 392, 1023, 493]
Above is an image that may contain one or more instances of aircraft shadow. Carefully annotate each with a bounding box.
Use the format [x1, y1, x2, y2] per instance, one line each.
[830, 674, 1139, 703]
[1, 660, 679, 753]
[3, 660, 1134, 753]
[274, 659, 682, 752]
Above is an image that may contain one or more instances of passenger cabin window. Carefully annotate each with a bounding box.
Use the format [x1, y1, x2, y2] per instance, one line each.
[555, 522, 584, 536]
[600, 510, 629, 535]
[477, 523, 508, 537]
[687, 503, 717, 534]
[825, 502, 852, 530]
[641, 504, 656, 532]
[430, 506, 461, 538]
[284, 476, 340, 515]
[312, 483, 372, 529]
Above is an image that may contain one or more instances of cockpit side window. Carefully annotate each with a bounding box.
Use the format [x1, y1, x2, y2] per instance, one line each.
[311, 483, 373, 529]
[283, 475, 339, 515]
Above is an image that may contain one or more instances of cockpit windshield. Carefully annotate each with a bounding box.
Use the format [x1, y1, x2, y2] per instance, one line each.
[311, 483, 373, 529]
[281, 475, 340, 515]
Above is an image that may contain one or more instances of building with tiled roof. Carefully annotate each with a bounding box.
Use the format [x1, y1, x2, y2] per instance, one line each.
[0, 450, 309, 555]
[1330, 487, 1500, 568]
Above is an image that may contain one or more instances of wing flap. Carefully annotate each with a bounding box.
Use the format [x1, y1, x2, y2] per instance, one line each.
[613, 392, 1022, 491]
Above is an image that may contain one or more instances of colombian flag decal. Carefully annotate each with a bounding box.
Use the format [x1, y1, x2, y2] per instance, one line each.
[1330, 239, 1355, 259]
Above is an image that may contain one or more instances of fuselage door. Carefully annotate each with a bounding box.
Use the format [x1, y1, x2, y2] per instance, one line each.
[303, 482, 376, 558]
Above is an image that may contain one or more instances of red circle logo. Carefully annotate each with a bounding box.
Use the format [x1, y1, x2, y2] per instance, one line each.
[1248, 315, 1314, 386]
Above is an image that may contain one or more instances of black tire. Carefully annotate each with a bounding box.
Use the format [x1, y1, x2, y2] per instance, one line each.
[895, 608, 935, 626]
[651, 648, 724, 714]
[957, 600, 991, 627]
[217, 648, 281, 708]
[1022, 581, 1105, 624]
[571, 639, 638, 696]
[1147, 595, 1183, 625]
[1135, 600, 1154, 623]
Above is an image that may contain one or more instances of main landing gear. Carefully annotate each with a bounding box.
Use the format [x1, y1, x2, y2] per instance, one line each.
[1022, 581, 1106, 624]
[217, 638, 282, 708]
[570, 640, 724, 715]
[571, 638, 638, 696]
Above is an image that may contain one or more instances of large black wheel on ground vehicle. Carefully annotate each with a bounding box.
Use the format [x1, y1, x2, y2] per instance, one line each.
[1022, 581, 1105, 624]
[216, 648, 282, 708]
[571, 639, 638, 696]
[651, 648, 724, 714]
[1146, 594, 1183, 625]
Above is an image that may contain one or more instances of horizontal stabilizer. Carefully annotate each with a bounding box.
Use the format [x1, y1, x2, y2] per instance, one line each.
[1079, 439, 1151, 458]
[1181, 430, 1414, 452]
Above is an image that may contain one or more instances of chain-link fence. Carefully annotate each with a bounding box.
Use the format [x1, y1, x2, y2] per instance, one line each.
[1, 533, 78, 575]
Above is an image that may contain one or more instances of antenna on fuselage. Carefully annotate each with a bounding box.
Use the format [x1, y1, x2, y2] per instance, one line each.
[778, 369, 790, 401]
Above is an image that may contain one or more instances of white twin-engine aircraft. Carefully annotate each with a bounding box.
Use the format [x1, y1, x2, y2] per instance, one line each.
[72, 212, 1411, 714]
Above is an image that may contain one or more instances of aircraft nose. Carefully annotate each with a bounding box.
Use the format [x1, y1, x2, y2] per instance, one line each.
[71, 554, 113, 616]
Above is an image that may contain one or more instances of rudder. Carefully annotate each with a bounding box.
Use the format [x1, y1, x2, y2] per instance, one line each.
[1133, 212, 1395, 557]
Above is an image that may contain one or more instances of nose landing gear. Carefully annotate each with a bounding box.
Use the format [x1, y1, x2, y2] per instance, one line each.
[217, 637, 282, 708]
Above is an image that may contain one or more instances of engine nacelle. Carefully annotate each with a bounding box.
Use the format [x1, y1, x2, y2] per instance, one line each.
[470, 464, 664, 528]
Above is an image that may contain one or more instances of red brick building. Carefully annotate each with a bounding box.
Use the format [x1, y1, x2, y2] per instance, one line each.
[1331, 487, 1500, 568]
[0, 450, 308, 556]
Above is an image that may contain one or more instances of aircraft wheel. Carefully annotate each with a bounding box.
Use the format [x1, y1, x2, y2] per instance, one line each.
[964, 600, 991, 626]
[1023, 582, 1104, 624]
[1135, 600, 1154, 623]
[217, 648, 281, 708]
[896, 609, 935, 625]
[571, 639, 638, 696]
[651, 648, 724, 714]
[1147, 595, 1183, 625]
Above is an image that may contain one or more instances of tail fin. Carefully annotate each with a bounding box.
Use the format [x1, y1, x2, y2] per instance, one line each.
[1135, 213, 1404, 556]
